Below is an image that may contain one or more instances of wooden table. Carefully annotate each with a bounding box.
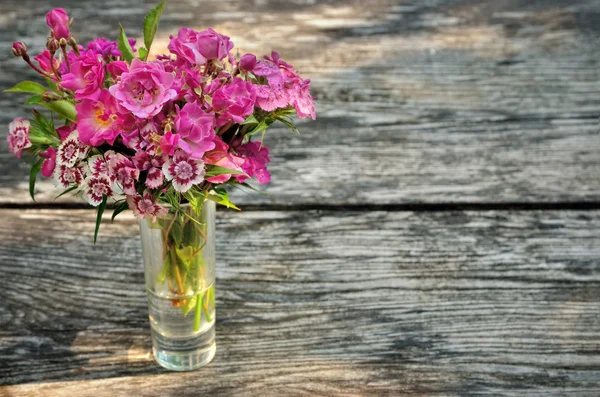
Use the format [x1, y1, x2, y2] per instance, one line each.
[1, 1, 599, 396]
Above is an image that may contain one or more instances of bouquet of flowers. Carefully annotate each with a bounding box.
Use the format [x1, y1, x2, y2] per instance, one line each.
[6, 2, 315, 241]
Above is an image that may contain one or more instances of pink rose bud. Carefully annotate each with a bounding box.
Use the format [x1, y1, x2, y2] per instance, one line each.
[46, 8, 71, 40]
[239, 53, 257, 72]
[12, 42, 27, 57]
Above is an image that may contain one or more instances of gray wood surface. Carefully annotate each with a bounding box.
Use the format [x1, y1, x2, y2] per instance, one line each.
[1, 209, 600, 396]
[0, 0, 599, 205]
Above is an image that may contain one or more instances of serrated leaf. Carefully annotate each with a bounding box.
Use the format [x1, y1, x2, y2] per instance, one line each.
[138, 47, 149, 61]
[94, 195, 108, 244]
[118, 25, 136, 63]
[29, 159, 44, 201]
[205, 165, 248, 178]
[25, 95, 43, 106]
[111, 201, 130, 222]
[5, 81, 47, 94]
[39, 100, 77, 122]
[144, 1, 165, 53]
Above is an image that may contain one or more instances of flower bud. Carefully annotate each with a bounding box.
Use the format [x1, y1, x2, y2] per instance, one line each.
[11, 42, 27, 57]
[46, 8, 70, 40]
[59, 37, 68, 48]
[46, 38, 60, 53]
[239, 53, 257, 72]
[42, 91, 62, 102]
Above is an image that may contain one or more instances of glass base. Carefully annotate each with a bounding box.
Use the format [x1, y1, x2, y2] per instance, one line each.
[151, 322, 216, 371]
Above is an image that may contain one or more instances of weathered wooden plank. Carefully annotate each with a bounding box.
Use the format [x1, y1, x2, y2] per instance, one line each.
[1, 209, 599, 395]
[0, 0, 599, 204]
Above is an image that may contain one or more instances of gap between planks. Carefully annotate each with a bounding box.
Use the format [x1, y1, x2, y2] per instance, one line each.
[0, 201, 600, 212]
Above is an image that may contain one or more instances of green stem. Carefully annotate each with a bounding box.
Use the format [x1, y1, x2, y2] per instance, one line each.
[194, 292, 203, 332]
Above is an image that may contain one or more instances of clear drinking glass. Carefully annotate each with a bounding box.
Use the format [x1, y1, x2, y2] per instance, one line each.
[139, 200, 216, 371]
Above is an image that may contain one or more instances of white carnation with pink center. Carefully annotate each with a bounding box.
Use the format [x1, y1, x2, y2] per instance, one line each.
[57, 131, 89, 167]
[162, 150, 205, 193]
[7, 117, 32, 158]
[126, 191, 168, 222]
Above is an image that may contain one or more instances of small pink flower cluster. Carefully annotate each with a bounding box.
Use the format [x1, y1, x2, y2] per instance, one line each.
[7, 5, 315, 221]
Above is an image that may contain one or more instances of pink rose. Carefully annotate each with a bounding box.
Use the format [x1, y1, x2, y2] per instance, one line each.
[34, 50, 60, 78]
[204, 136, 245, 184]
[174, 102, 216, 159]
[76, 89, 123, 146]
[168, 28, 208, 65]
[168, 28, 234, 64]
[212, 77, 256, 127]
[46, 8, 70, 40]
[60, 50, 105, 101]
[239, 53, 257, 72]
[106, 61, 129, 78]
[160, 131, 179, 156]
[195, 28, 234, 60]
[40, 147, 57, 177]
[108, 58, 177, 119]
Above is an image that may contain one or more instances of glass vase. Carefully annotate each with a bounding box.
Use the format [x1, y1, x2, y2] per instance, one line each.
[139, 200, 216, 371]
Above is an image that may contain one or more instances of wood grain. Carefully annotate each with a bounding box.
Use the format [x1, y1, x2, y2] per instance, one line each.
[0, 0, 599, 204]
[1, 209, 600, 395]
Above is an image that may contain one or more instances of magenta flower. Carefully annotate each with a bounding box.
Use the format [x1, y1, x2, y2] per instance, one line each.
[108, 58, 177, 118]
[46, 8, 70, 40]
[162, 150, 206, 193]
[55, 163, 86, 188]
[237, 141, 271, 184]
[212, 78, 256, 127]
[168, 28, 234, 64]
[82, 174, 113, 206]
[34, 50, 60, 75]
[204, 136, 245, 184]
[195, 28, 234, 60]
[287, 80, 316, 120]
[106, 61, 128, 78]
[61, 50, 105, 101]
[57, 131, 88, 167]
[40, 147, 57, 178]
[239, 53, 257, 72]
[12, 42, 27, 57]
[7, 117, 31, 158]
[87, 38, 136, 61]
[168, 28, 208, 65]
[56, 124, 75, 141]
[160, 131, 179, 156]
[174, 102, 216, 159]
[255, 85, 289, 112]
[127, 191, 169, 222]
[76, 89, 123, 146]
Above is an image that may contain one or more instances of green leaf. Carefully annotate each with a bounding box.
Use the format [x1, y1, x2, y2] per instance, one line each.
[241, 114, 258, 125]
[143, 1, 166, 54]
[138, 47, 149, 61]
[4, 81, 47, 95]
[205, 165, 248, 178]
[94, 195, 108, 244]
[276, 116, 300, 134]
[111, 201, 130, 222]
[207, 188, 240, 211]
[40, 100, 77, 122]
[54, 185, 78, 200]
[118, 25, 136, 63]
[29, 159, 44, 201]
[25, 95, 43, 106]
[45, 78, 60, 93]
